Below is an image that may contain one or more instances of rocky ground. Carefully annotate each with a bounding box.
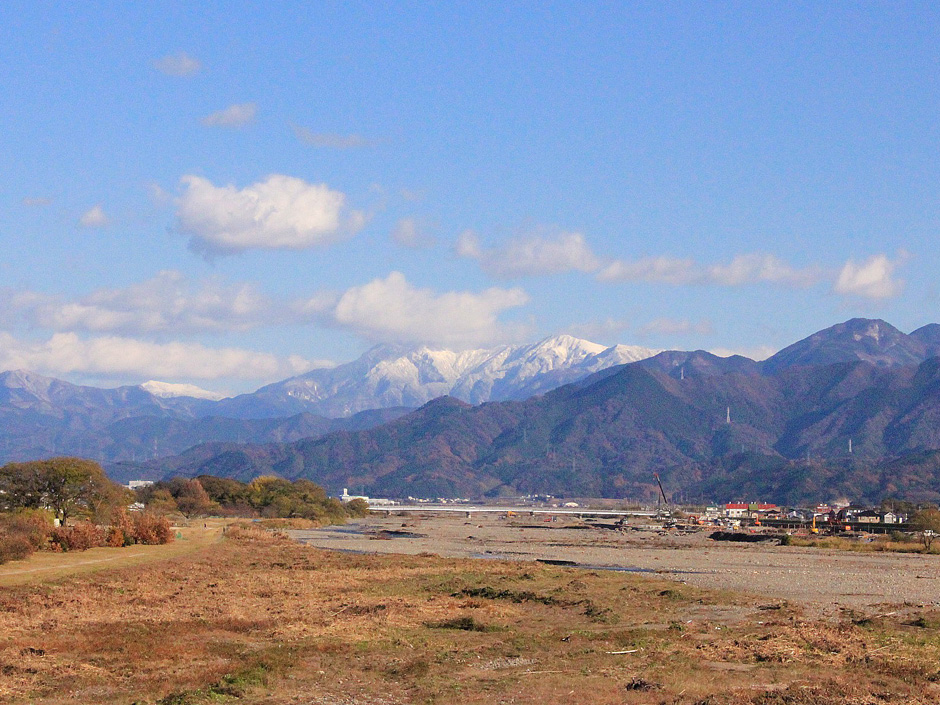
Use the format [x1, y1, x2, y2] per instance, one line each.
[290, 512, 940, 616]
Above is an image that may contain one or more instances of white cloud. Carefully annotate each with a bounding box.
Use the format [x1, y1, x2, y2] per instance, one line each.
[457, 231, 602, 278]
[392, 217, 435, 248]
[598, 253, 824, 288]
[78, 205, 109, 228]
[707, 254, 823, 287]
[332, 272, 530, 348]
[176, 174, 365, 255]
[834, 253, 905, 299]
[22, 197, 51, 207]
[6, 271, 276, 335]
[153, 52, 202, 76]
[0, 332, 311, 381]
[598, 256, 697, 285]
[201, 102, 257, 128]
[640, 318, 713, 336]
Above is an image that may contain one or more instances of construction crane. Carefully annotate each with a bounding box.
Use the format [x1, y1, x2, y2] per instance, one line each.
[653, 473, 672, 520]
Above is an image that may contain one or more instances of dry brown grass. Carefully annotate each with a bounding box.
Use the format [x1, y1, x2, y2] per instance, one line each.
[0, 519, 222, 588]
[1, 523, 940, 704]
[784, 535, 934, 554]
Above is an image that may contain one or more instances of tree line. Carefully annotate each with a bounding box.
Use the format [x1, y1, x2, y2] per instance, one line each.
[0, 458, 368, 565]
[0, 457, 173, 564]
[136, 474, 370, 522]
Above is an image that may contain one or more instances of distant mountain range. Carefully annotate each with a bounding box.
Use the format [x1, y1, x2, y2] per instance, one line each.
[8, 318, 940, 504]
[0, 335, 656, 467]
[138, 319, 940, 505]
[210, 335, 658, 418]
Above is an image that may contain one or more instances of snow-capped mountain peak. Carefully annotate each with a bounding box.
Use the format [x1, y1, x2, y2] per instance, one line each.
[251, 334, 659, 417]
[140, 381, 229, 401]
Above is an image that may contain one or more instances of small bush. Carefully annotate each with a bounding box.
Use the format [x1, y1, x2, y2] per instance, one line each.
[108, 508, 136, 547]
[0, 535, 34, 563]
[133, 513, 173, 545]
[50, 521, 106, 552]
[0, 510, 55, 563]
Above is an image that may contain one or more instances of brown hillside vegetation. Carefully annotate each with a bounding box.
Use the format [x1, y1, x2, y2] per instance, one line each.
[2, 527, 940, 704]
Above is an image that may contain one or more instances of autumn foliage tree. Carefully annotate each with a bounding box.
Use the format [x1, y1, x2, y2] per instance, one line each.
[0, 458, 129, 525]
[140, 474, 363, 524]
[173, 479, 216, 517]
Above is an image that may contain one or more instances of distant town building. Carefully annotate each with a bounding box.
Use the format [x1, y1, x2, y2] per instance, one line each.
[339, 488, 397, 507]
[722, 502, 778, 519]
[127, 480, 154, 490]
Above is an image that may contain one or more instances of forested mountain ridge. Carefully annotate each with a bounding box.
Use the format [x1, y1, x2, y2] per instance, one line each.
[146, 343, 940, 504]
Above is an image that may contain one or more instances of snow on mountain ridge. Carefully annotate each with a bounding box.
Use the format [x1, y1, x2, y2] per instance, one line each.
[261, 335, 659, 417]
[140, 381, 229, 401]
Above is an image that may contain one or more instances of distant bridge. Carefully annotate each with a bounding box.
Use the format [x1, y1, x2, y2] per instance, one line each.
[371, 504, 658, 518]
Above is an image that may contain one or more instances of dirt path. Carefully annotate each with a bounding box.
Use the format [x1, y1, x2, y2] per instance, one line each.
[0, 519, 228, 587]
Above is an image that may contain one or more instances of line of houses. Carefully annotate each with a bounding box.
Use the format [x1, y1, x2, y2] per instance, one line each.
[703, 502, 908, 525]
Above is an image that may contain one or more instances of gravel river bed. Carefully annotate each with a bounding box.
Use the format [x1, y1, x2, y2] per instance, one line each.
[289, 512, 940, 616]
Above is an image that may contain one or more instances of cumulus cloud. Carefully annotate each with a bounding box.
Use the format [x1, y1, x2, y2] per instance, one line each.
[1, 268, 530, 350]
[78, 205, 109, 228]
[201, 102, 257, 128]
[598, 256, 698, 285]
[153, 52, 202, 76]
[457, 230, 602, 278]
[598, 253, 824, 288]
[176, 174, 365, 255]
[707, 254, 823, 287]
[291, 124, 373, 148]
[5, 271, 277, 335]
[0, 332, 312, 381]
[834, 253, 905, 299]
[392, 217, 436, 248]
[332, 271, 530, 348]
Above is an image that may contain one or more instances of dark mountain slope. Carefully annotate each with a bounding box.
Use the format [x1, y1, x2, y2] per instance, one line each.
[149, 356, 940, 502]
[761, 318, 927, 373]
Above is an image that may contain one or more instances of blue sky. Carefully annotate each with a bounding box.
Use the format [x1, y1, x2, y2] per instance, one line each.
[2, 2, 938, 393]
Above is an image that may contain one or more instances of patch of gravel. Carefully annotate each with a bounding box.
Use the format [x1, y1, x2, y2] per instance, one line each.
[289, 513, 940, 615]
[476, 656, 537, 671]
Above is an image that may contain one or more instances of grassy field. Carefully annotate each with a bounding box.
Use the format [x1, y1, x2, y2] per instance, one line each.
[0, 519, 226, 588]
[2, 525, 940, 704]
